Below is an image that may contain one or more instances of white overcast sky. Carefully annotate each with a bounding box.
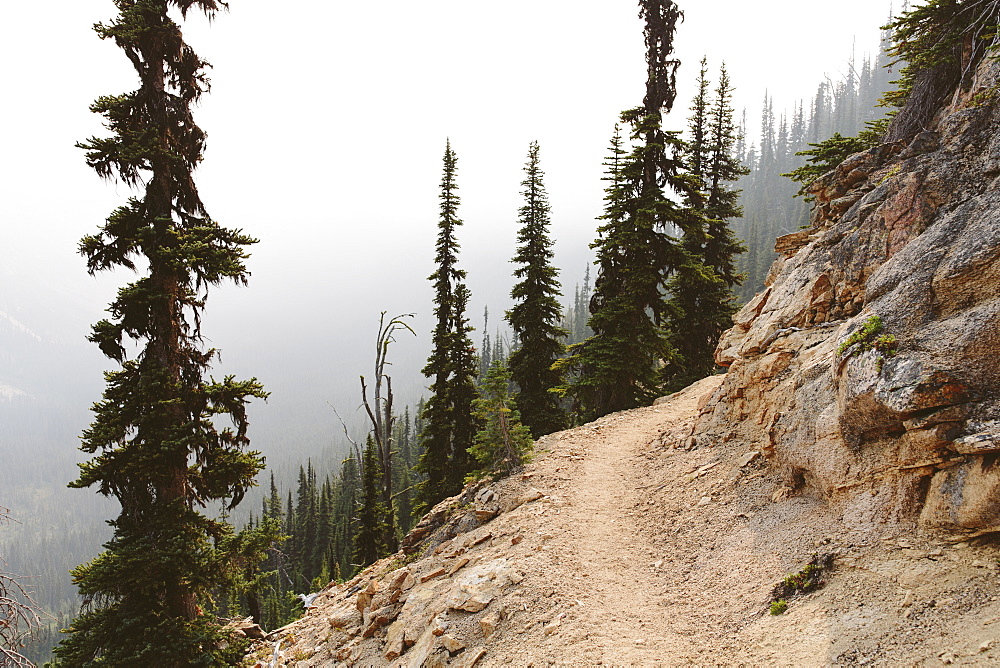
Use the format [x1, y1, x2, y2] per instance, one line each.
[0, 1, 892, 451]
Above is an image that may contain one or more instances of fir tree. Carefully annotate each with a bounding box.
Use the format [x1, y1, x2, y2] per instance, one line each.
[416, 142, 479, 512]
[506, 141, 567, 437]
[479, 306, 492, 383]
[218, 517, 285, 626]
[353, 436, 390, 568]
[470, 360, 534, 478]
[392, 407, 416, 535]
[57, 2, 267, 664]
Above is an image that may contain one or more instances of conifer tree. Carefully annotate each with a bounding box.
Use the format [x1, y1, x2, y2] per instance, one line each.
[353, 436, 390, 568]
[469, 360, 534, 477]
[416, 142, 479, 512]
[57, 2, 267, 664]
[506, 141, 566, 437]
[478, 306, 493, 383]
[662, 62, 747, 391]
[392, 407, 415, 534]
[558, 0, 694, 420]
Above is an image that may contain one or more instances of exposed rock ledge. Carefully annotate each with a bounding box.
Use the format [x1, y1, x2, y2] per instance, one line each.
[705, 57, 1000, 541]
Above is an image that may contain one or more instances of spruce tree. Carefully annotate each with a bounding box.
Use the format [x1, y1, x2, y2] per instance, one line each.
[57, 2, 267, 664]
[506, 141, 566, 437]
[416, 141, 479, 512]
[353, 436, 390, 568]
[392, 407, 415, 534]
[469, 360, 534, 478]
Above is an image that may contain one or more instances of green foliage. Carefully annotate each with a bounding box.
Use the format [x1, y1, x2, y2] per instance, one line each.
[782, 133, 877, 199]
[882, 0, 1000, 110]
[781, 563, 822, 592]
[469, 361, 534, 479]
[58, 2, 268, 664]
[838, 316, 899, 364]
[769, 553, 833, 612]
[556, 123, 684, 420]
[662, 61, 747, 392]
[417, 142, 479, 513]
[563, 55, 747, 406]
[216, 517, 285, 625]
[354, 437, 392, 568]
[506, 141, 567, 437]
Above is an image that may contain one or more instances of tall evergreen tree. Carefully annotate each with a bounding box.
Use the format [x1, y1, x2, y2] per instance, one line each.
[662, 62, 748, 391]
[558, 0, 695, 420]
[392, 406, 416, 535]
[353, 436, 390, 568]
[506, 141, 566, 437]
[57, 2, 267, 664]
[416, 141, 479, 512]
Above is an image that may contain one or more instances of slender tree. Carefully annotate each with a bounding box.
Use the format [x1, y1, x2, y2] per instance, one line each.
[353, 436, 390, 568]
[416, 141, 479, 512]
[358, 312, 414, 555]
[686, 57, 711, 178]
[56, 2, 267, 664]
[469, 360, 534, 478]
[392, 406, 416, 534]
[506, 141, 566, 437]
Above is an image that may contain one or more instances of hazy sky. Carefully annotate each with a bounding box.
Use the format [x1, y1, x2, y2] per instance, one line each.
[1, 1, 892, 460]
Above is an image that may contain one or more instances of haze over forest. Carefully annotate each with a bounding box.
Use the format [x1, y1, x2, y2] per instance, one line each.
[0, 0, 895, 662]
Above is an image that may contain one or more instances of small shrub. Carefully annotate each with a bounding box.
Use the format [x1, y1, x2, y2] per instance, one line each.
[838, 316, 898, 370]
[878, 164, 902, 186]
[768, 553, 834, 614]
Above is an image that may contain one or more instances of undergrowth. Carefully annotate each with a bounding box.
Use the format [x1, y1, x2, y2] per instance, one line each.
[768, 553, 835, 615]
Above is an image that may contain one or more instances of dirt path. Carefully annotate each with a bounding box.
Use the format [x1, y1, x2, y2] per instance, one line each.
[486, 375, 728, 665]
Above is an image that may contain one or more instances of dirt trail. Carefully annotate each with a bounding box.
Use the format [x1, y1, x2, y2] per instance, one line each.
[257, 374, 1000, 667]
[527, 379, 719, 663]
[471, 374, 752, 665]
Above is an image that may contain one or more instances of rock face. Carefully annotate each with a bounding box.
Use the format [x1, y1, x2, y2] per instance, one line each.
[699, 57, 1000, 541]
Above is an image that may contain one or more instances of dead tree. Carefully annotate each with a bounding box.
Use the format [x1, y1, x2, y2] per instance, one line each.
[360, 313, 415, 550]
[1, 507, 40, 668]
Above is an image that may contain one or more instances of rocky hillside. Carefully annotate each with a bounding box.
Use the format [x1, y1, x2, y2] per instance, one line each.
[241, 55, 1000, 667]
[703, 56, 1000, 542]
[243, 376, 1000, 666]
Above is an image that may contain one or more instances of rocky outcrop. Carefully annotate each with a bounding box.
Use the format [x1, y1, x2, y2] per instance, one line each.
[244, 474, 548, 667]
[698, 57, 1000, 541]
